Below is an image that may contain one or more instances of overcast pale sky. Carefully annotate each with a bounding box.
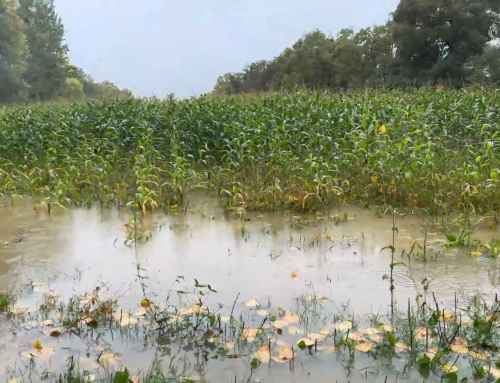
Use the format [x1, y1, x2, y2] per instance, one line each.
[54, 0, 399, 98]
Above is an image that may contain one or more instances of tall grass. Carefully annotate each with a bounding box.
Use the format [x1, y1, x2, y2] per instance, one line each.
[1, 87, 500, 213]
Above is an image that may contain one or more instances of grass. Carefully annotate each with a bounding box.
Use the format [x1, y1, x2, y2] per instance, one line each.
[1, 87, 500, 214]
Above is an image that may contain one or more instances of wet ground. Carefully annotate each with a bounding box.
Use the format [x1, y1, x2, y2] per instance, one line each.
[0, 197, 499, 382]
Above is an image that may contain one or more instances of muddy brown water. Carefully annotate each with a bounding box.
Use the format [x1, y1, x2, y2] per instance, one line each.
[0, 197, 499, 382]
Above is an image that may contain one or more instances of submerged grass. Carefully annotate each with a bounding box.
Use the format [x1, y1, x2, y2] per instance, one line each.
[1, 88, 500, 213]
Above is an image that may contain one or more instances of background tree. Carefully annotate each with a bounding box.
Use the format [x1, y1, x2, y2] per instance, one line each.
[0, 0, 28, 104]
[18, 0, 68, 101]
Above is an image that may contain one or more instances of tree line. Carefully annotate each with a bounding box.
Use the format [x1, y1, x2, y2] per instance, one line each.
[0, 0, 131, 105]
[213, 0, 500, 94]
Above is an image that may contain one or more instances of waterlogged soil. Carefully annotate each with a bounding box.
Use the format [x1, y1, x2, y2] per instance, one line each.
[0, 197, 499, 382]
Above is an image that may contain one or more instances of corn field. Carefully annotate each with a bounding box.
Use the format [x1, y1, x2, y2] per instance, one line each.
[1, 88, 500, 213]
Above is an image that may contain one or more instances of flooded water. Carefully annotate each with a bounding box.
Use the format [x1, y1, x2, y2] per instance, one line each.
[0, 197, 499, 382]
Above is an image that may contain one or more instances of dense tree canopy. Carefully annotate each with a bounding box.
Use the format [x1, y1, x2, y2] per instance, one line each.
[0, 0, 131, 105]
[213, 0, 500, 94]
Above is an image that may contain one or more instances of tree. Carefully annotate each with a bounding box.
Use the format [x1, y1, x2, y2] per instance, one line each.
[0, 0, 28, 104]
[62, 77, 85, 101]
[391, 0, 500, 83]
[18, 0, 68, 101]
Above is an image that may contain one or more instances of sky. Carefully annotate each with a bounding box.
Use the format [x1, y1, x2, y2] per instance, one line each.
[54, 0, 400, 98]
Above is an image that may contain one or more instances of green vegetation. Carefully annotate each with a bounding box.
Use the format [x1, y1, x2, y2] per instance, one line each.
[0, 0, 130, 105]
[1, 88, 500, 214]
[214, 0, 500, 94]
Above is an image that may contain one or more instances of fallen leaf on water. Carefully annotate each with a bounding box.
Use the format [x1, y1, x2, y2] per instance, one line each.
[40, 319, 53, 326]
[287, 326, 304, 335]
[11, 307, 28, 315]
[244, 299, 259, 307]
[309, 333, 326, 342]
[469, 349, 490, 360]
[226, 341, 235, 349]
[470, 251, 482, 256]
[271, 356, 289, 363]
[442, 364, 458, 373]
[381, 324, 394, 332]
[336, 321, 352, 332]
[291, 271, 298, 280]
[83, 317, 98, 327]
[451, 344, 468, 353]
[220, 316, 231, 322]
[319, 329, 332, 336]
[355, 342, 373, 353]
[415, 327, 430, 340]
[316, 295, 329, 301]
[369, 334, 383, 343]
[204, 330, 214, 338]
[395, 342, 408, 352]
[272, 320, 289, 329]
[364, 327, 380, 335]
[440, 311, 454, 322]
[242, 328, 260, 341]
[325, 234, 332, 241]
[257, 310, 268, 316]
[348, 333, 363, 342]
[282, 314, 300, 324]
[100, 353, 120, 366]
[278, 347, 294, 360]
[33, 340, 43, 351]
[226, 354, 241, 359]
[484, 366, 500, 378]
[48, 328, 63, 337]
[426, 348, 438, 359]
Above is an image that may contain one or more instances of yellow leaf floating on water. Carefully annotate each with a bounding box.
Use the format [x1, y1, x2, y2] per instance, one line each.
[278, 347, 294, 360]
[469, 349, 490, 360]
[291, 271, 298, 280]
[242, 328, 260, 341]
[33, 340, 43, 351]
[364, 327, 380, 335]
[253, 345, 271, 363]
[100, 353, 120, 366]
[369, 334, 383, 343]
[319, 329, 332, 336]
[244, 299, 259, 307]
[442, 365, 458, 373]
[484, 366, 500, 378]
[470, 251, 482, 256]
[272, 320, 289, 329]
[381, 324, 394, 332]
[451, 344, 468, 353]
[325, 234, 332, 241]
[395, 342, 408, 352]
[282, 314, 300, 324]
[348, 332, 363, 342]
[336, 321, 352, 332]
[355, 342, 373, 353]
[309, 333, 326, 342]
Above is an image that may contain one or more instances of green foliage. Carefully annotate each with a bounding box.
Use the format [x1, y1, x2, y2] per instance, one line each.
[1, 89, 500, 213]
[0, 0, 28, 104]
[213, 1, 500, 94]
[18, 0, 68, 101]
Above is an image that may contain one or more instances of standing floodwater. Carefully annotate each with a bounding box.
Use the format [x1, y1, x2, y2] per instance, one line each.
[1, 197, 499, 382]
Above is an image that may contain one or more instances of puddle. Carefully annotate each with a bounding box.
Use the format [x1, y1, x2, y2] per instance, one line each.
[0, 197, 499, 382]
